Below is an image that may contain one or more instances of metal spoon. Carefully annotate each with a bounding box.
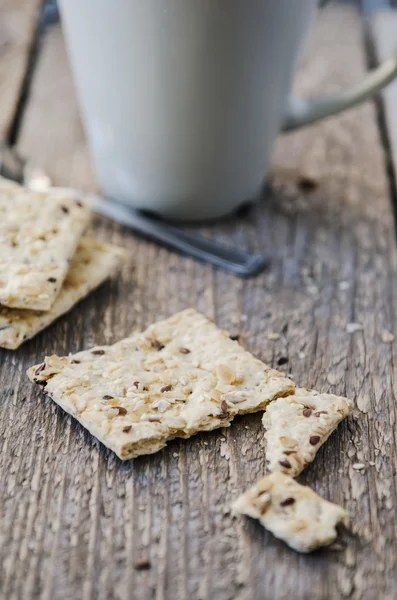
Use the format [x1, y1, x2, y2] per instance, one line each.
[0, 142, 269, 277]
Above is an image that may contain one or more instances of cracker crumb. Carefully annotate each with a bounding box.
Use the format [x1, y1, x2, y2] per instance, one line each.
[369, 461, 375, 466]
[381, 330, 394, 344]
[346, 322, 363, 334]
[352, 463, 365, 470]
[267, 332, 280, 341]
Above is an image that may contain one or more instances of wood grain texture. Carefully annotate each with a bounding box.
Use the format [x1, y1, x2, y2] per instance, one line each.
[369, 9, 397, 183]
[17, 23, 96, 191]
[0, 0, 43, 140]
[0, 3, 396, 599]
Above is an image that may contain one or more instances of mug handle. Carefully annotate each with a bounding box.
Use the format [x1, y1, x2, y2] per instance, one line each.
[282, 52, 397, 132]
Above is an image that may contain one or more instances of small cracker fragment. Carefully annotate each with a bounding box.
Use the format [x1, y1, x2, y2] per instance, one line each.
[346, 322, 363, 333]
[27, 309, 294, 459]
[381, 330, 394, 344]
[0, 179, 91, 310]
[233, 472, 347, 553]
[262, 388, 352, 477]
[0, 238, 124, 349]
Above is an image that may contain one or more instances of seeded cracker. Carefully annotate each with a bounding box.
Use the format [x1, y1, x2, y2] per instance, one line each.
[262, 388, 352, 477]
[233, 472, 347, 553]
[0, 179, 91, 310]
[0, 239, 124, 349]
[27, 309, 295, 459]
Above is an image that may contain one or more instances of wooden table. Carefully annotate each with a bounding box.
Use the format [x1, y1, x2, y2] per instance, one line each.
[1, 2, 397, 599]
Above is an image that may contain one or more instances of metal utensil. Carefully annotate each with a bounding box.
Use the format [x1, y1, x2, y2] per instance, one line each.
[0, 143, 268, 277]
[89, 194, 268, 277]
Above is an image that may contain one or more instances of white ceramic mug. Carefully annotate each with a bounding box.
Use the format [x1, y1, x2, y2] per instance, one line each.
[59, 0, 397, 221]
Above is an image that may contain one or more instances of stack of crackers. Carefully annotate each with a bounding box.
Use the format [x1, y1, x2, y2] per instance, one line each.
[27, 308, 353, 553]
[0, 178, 124, 349]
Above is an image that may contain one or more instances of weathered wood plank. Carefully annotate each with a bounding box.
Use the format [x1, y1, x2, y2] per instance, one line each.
[17, 24, 96, 191]
[1, 4, 396, 599]
[0, 0, 43, 140]
[369, 8, 397, 185]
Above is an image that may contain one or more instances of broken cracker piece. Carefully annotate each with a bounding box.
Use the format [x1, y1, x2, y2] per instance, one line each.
[262, 388, 352, 477]
[0, 238, 124, 349]
[233, 472, 347, 553]
[0, 179, 91, 310]
[27, 309, 294, 459]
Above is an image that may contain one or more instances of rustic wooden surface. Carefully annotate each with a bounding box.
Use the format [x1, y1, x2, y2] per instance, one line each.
[0, 0, 43, 140]
[1, 2, 397, 599]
